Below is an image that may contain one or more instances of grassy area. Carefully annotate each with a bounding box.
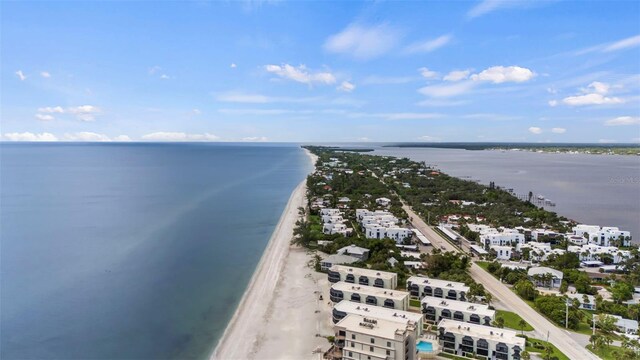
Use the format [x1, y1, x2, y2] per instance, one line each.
[409, 298, 421, 307]
[526, 338, 570, 360]
[476, 261, 490, 271]
[586, 344, 623, 360]
[496, 310, 534, 332]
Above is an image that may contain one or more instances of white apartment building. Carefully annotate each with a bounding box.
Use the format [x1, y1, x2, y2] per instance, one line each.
[322, 208, 343, 216]
[328, 265, 398, 289]
[491, 245, 513, 260]
[330, 314, 417, 360]
[572, 225, 632, 247]
[481, 231, 525, 251]
[332, 300, 424, 337]
[376, 197, 391, 207]
[324, 223, 353, 236]
[330, 282, 410, 311]
[357, 209, 411, 243]
[519, 242, 552, 262]
[567, 244, 631, 264]
[421, 297, 495, 326]
[406, 276, 470, 302]
[438, 319, 525, 360]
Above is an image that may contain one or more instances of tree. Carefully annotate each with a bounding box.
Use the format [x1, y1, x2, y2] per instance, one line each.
[543, 344, 553, 360]
[484, 292, 493, 307]
[493, 317, 505, 328]
[515, 280, 537, 301]
[611, 282, 634, 303]
[521, 350, 531, 360]
[519, 319, 528, 335]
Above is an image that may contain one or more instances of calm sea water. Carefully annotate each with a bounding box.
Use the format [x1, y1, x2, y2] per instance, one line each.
[374, 147, 640, 240]
[0, 143, 311, 360]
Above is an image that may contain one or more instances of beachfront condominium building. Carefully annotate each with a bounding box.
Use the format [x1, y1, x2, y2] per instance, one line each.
[364, 224, 412, 243]
[332, 300, 424, 337]
[329, 313, 417, 360]
[572, 225, 632, 247]
[437, 319, 525, 360]
[406, 276, 469, 301]
[421, 297, 495, 326]
[567, 244, 631, 264]
[328, 265, 398, 289]
[330, 282, 410, 311]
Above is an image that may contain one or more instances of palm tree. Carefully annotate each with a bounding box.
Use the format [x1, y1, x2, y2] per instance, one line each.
[484, 292, 493, 307]
[519, 319, 527, 335]
[543, 344, 553, 360]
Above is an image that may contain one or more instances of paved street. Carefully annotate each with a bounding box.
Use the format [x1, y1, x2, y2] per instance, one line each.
[402, 204, 601, 360]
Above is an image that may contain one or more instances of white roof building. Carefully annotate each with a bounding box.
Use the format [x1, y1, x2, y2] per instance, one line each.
[438, 319, 525, 359]
[338, 245, 370, 260]
[528, 266, 563, 288]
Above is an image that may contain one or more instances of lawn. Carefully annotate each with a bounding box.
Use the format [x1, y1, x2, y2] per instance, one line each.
[586, 344, 622, 360]
[409, 298, 421, 308]
[496, 310, 534, 332]
[476, 261, 490, 271]
[526, 338, 570, 360]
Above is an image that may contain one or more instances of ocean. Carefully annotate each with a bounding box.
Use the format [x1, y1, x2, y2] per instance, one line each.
[373, 147, 640, 240]
[0, 143, 311, 360]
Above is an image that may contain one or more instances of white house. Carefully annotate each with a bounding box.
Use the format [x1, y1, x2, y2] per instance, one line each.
[528, 267, 563, 288]
[321, 254, 359, 271]
[491, 245, 513, 260]
[598, 314, 639, 335]
[337, 245, 370, 261]
[376, 197, 391, 207]
[323, 223, 352, 236]
[565, 293, 596, 310]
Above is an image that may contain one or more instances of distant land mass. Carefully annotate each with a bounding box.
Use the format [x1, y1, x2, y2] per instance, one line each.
[383, 142, 640, 155]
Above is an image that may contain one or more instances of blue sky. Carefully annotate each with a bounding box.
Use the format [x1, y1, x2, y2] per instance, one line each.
[2, 0, 639, 142]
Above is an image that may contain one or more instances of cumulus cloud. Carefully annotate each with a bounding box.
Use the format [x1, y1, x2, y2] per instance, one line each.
[470, 66, 535, 83]
[419, 67, 438, 80]
[443, 70, 471, 82]
[64, 132, 111, 142]
[35, 114, 55, 121]
[404, 34, 452, 54]
[38, 106, 65, 113]
[551, 127, 567, 134]
[554, 81, 624, 106]
[418, 81, 476, 98]
[4, 132, 58, 141]
[604, 116, 640, 126]
[528, 127, 543, 134]
[265, 64, 336, 85]
[337, 81, 356, 92]
[16, 70, 26, 81]
[67, 105, 101, 121]
[324, 23, 401, 60]
[40, 71, 51, 78]
[141, 132, 220, 142]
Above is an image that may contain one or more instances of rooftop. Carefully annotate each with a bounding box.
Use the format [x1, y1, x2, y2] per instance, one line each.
[330, 265, 397, 281]
[336, 314, 412, 340]
[421, 297, 495, 318]
[338, 244, 370, 256]
[407, 275, 470, 293]
[322, 254, 359, 265]
[438, 319, 525, 346]
[527, 266, 563, 279]
[332, 282, 410, 300]
[334, 300, 423, 324]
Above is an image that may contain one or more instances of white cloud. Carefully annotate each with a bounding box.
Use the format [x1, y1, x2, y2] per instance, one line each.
[148, 66, 161, 75]
[67, 105, 101, 121]
[337, 81, 356, 92]
[192, 109, 202, 115]
[160, 74, 170, 80]
[241, 136, 268, 142]
[4, 132, 58, 141]
[418, 135, 440, 142]
[417, 99, 469, 107]
[528, 127, 543, 134]
[405, 34, 452, 54]
[551, 127, 567, 134]
[467, 0, 511, 18]
[349, 112, 442, 120]
[324, 23, 401, 60]
[604, 116, 640, 126]
[40, 71, 51, 78]
[16, 70, 26, 81]
[141, 132, 220, 142]
[38, 106, 65, 113]
[216, 92, 271, 103]
[562, 93, 623, 106]
[218, 108, 299, 116]
[548, 100, 558, 107]
[587, 81, 609, 94]
[603, 34, 640, 52]
[35, 114, 55, 121]
[418, 67, 438, 80]
[265, 64, 336, 85]
[443, 70, 471, 82]
[418, 81, 476, 98]
[230, 63, 237, 68]
[64, 132, 111, 142]
[470, 66, 535, 83]
[113, 135, 132, 141]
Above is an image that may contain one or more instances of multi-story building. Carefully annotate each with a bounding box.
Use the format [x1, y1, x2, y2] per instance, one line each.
[572, 225, 632, 247]
[328, 265, 398, 289]
[406, 276, 469, 301]
[329, 313, 417, 360]
[481, 231, 525, 251]
[332, 300, 424, 337]
[437, 319, 525, 360]
[421, 297, 495, 326]
[330, 282, 410, 311]
[527, 267, 563, 288]
[567, 244, 631, 264]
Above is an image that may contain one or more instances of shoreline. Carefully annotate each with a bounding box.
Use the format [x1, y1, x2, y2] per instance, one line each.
[211, 148, 320, 359]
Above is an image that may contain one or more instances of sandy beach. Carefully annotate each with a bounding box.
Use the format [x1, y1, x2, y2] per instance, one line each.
[211, 149, 332, 360]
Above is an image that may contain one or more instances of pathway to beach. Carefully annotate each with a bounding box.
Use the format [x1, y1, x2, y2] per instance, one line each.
[212, 150, 333, 360]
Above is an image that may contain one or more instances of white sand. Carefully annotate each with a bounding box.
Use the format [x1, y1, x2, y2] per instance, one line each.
[212, 149, 332, 360]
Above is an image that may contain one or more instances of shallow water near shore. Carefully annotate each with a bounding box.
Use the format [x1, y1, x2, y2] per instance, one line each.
[0, 143, 311, 360]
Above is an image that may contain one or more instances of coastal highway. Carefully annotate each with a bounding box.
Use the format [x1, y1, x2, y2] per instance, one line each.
[402, 204, 601, 360]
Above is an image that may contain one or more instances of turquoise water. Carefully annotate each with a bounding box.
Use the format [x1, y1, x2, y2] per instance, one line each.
[0, 143, 311, 360]
[417, 340, 434, 352]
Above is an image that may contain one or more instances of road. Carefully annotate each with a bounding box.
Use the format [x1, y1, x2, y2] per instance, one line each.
[402, 204, 601, 360]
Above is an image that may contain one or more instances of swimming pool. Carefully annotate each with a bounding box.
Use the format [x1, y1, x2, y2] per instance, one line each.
[416, 340, 434, 352]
